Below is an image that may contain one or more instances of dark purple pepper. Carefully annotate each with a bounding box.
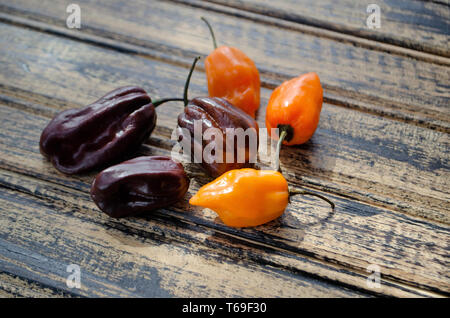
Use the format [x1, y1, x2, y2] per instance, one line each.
[90, 156, 190, 218]
[177, 97, 259, 177]
[39, 86, 156, 174]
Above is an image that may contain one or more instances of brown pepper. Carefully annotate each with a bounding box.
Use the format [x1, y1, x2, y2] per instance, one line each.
[176, 57, 259, 178]
[177, 97, 258, 177]
[90, 156, 190, 218]
[40, 86, 158, 174]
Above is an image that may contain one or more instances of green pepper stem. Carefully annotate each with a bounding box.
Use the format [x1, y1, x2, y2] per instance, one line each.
[152, 98, 184, 107]
[201, 17, 218, 50]
[184, 56, 201, 106]
[289, 188, 335, 210]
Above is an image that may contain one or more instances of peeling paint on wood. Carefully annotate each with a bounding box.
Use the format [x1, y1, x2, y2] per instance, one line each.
[0, 0, 448, 297]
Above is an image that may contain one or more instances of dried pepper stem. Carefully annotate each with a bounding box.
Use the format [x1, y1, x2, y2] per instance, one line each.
[274, 124, 294, 172]
[274, 125, 334, 210]
[184, 56, 201, 106]
[201, 17, 218, 49]
[289, 188, 335, 210]
[153, 98, 184, 107]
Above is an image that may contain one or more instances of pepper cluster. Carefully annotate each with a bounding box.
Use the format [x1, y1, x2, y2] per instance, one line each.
[40, 18, 332, 227]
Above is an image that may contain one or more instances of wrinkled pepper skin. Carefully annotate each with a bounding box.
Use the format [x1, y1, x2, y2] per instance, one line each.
[266, 72, 323, 145]
[205, 46, 260, 118]
[91, 156, 190, 218]
[190, 168, 289, 227]
[40, 86, 156, 174]
[177, 97, 259, 178]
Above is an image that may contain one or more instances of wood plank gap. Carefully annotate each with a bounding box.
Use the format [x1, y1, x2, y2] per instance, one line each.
[202, 0, 450, 58]
[172, 0, 450, 64]
[0, 12, 447, 134]
[0, 91, 449, 226]
[0, 270, 80, 298]
[0, 169, 441, 297]
[0, 10, 193, 70]
[1, 112, 448, 295]
[0, 175, 378, 297]
[429, 0, 449, 6]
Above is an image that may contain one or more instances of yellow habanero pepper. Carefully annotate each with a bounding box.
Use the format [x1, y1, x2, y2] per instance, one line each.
[189, 168, 334, 228]
[190, 168, 288, 227]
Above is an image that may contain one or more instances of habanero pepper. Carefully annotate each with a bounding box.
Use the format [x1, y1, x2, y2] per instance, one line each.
[91, 156, 190, 218]
[190, 118, 334, 228]
[266, 72, 323, 147]
[189, 168, 334, 228]
[177, 57, 259, 178]
[40, 86, 182, 174]
[202, 17, 260, 118]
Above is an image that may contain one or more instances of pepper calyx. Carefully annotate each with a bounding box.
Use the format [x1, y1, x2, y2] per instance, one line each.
[277, 124, 294, 142]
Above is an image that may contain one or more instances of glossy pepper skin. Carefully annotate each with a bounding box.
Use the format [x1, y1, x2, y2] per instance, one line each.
[91, 156, 190, 218]
[190, 168, 289, 227]
[177, 97, 259, 178]
[266, 72, 323, 146]
[205, 47, 260, 118]
[40, 86, 156, 174]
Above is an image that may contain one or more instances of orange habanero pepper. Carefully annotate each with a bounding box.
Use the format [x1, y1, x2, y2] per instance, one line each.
[266, 72, 323, 146]
[189, 168, 334, 228]
[190, 168, 288, 227]
[202, 17, 260, 118]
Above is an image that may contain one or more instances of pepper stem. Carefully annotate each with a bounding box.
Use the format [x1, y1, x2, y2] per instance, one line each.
[184, 56, 201, 106]
[289, 188, 335, 210]
[152, 98, 185, 107]
[274, 124, 294, 172]
[274, 130, 287, 172]
[201, 17, 218, 49]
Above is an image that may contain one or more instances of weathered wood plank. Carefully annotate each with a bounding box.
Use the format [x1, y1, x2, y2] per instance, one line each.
[0, 23, 448, 225]
[0, 103, 448, 295]
[205, 0, 450, 57]
[0, 272, 73, 298]
[0, 173, 370, 297]
[0, 168, 438, 297]
[0, 0, 449, 132]
[0, 0, 447, 299]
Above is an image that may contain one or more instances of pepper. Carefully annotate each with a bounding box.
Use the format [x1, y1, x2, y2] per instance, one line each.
[40, 86, 182, 174]
[190, 114, 334, 228]
[190, 168, 288, 227]
[177, 57, 259, 178]
[91, 156, 190, 218]
[189, 168, 334, 228]
[202, 17, 260, 118]
[266, 72, 323, 147]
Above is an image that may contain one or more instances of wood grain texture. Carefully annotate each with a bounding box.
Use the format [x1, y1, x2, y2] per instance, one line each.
[0, 272, 73, 298]
[0, 100, 448, 295]
[206, 0, 450, 57]
[0, 0, 449, 133]
[0, 1, 448, 297]
[0, 171, 370, 298]
[0, 165, 439, 298]
[0, 23, 448, 225]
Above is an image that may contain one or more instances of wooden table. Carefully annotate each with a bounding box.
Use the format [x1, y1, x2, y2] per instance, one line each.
[0, 0, 448, 298]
